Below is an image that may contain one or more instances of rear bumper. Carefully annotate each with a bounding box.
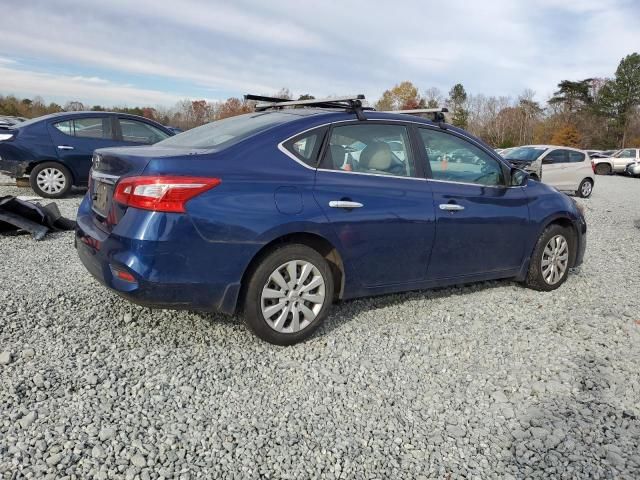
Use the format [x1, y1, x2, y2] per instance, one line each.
[74, 195, 255, 314]
[0, 157, 29, 178]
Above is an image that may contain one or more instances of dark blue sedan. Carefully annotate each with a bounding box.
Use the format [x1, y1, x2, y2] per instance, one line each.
[0, 112, 173, 198]
[75, 96, 586, 345]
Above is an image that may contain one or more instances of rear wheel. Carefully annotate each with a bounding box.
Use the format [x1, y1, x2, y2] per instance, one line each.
[243, 244, 334, 345]
[29, 162, 72, 198]
[576, 178, 593, 198]
[525, 224, 573, 291]
[595, 163, 611, 175]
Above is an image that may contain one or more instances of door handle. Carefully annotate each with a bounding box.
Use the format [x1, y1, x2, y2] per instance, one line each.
[329, 200, 363, 209]
[57, 145, 74, 150]
[439, 203, 465, 211]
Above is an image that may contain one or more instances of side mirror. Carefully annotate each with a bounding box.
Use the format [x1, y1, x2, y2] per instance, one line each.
[511, 167, 529, 187]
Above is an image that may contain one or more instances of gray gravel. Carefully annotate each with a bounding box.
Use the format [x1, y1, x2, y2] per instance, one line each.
[1, 174, 640, 479]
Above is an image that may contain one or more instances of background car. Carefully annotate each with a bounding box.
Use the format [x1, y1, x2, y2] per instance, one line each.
[503, 145, 595, 197]
[0, 116, 26, 127]
[0, 112, 174, 198]
[592, 148, 640, 175]
[75, 97, 587, 345]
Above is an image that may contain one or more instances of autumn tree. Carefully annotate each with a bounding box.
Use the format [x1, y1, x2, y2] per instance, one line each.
[375, 81, 424, 111]
[550, 124, 581, 147]
[423, 87, 444, 108]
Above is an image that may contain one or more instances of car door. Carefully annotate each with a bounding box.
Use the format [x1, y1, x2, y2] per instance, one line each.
[116, 117, 171, 146]
[566, 150, 589, 190]
[312, 121, 436, 287]
[416, 127, 530, 279]
[540, 149, 571, 189]
[48, 115, 119, 183]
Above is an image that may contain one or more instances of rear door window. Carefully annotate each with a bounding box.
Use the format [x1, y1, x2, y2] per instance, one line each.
[53, 117, 112, 139]
[568, 151, 586, 162]
[118, 118, 170, 144]
[320, 123, 416, 178]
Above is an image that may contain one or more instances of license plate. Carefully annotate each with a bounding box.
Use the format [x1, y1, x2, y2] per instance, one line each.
[92, 181, 111, 216]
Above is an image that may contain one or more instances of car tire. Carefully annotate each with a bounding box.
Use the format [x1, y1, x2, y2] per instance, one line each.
[576, 178, 593, 198]
[243, 244, 334, 345]
[525, 224, 574, 292]
[595, 163, 611, 175]
[29, 162, 72, 198]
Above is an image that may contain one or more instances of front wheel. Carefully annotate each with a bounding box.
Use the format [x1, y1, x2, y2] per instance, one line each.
[525, 225, 573, 291]
[29, 162, 72, 198]
[576, 178, 593, 198]
[243, 244, 334, 345]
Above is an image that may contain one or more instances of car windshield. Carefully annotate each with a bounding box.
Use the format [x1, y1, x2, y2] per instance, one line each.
[504, 146, 548, 162]
[156, 112, 295, 149]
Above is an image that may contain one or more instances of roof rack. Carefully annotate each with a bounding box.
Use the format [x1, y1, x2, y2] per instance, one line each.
[244, 94, 369, 121]
[384, 107, 449, 122]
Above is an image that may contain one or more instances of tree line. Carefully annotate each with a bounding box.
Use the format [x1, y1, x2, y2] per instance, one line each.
[2, 54, 639, 149]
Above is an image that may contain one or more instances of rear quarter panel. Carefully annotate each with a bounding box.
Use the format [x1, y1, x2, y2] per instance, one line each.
[0, 121, 58, 167]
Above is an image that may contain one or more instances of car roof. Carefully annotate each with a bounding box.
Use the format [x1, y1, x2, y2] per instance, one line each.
[515, 144, 586, 152]
[14, 111, 167, 129]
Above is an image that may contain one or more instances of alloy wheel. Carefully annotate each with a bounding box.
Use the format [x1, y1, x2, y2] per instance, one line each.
[541, 235, 569, 285]
[260, 260, 326, 333]
[36, 167, 66, 195]
[581, 180, 592, 197]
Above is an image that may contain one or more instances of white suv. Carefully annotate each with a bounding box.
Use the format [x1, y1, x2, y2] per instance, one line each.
[503, 145, 595, 198]
[592, 148, 640, 175]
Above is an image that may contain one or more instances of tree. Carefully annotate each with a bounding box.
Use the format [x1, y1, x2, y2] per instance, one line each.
[275, 88, 292, 100]
[64, 101, 85, 111]
[548, 79, 594, 113]
[550, 124, 581, 147]
[218, 97, 252, 120]
[298, 94, 315, 101]
[423, 87, 444, 108]
[447, 83, 469, 128]
[596, 53, 640, 146]
[375, 81, 424, 111]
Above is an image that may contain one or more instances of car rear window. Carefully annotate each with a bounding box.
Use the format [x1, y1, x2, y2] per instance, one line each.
[156, 112, 295, 149]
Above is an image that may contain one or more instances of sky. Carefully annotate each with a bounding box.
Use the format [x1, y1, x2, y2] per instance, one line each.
[1, 0, 639, 108]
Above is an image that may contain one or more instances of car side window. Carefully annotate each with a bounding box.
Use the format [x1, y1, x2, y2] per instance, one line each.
[620, 149, 636, 158]
[282, 126, 327, 167]
[568, 151, 586, 162]
[543, 150, 567, 164]
[53, 117, 112, 139]
[119, 119, 170, 144]
[74, 117, 112, 139]
[321, 124, 415, 177]
[418, 128, 504, 186]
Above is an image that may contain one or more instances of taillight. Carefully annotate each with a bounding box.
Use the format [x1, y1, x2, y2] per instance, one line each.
[591, 160, 595, 173]
[113, 176, 221, 213]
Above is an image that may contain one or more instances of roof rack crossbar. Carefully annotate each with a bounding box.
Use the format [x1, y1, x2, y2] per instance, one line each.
[245, 93, 368, 120]
[383, 107, 449, 122]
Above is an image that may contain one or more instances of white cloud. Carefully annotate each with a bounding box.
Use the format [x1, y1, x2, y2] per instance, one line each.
[0, 65, 187, 106]
[0, 0, 638, 105]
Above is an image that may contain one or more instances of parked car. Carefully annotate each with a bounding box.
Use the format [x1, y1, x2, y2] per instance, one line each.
[625, 160, 640, 177]
[589, 149, 617, 159]
[503, 145, 595, 198]
[75, 96, 587, 345]
[592, 148, 640, 175]
[165, 126, 184, 134]
[0, 112, 174, 198]
[0, 116, 26, 127]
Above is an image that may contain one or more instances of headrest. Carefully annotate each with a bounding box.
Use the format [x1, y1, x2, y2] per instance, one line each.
[360, 142, 392, 171]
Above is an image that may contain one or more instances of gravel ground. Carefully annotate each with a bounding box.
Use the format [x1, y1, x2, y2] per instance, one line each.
[1, 174, 640, 479]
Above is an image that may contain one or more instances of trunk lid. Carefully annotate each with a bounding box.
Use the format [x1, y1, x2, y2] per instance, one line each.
[89, 145, 204, 232]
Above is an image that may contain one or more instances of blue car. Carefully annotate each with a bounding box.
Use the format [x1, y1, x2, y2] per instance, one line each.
[0, 112, 174, 198]
[75, 96, 586, 345]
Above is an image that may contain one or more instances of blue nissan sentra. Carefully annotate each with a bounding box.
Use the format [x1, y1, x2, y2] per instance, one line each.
[75, 96, 586, 345]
